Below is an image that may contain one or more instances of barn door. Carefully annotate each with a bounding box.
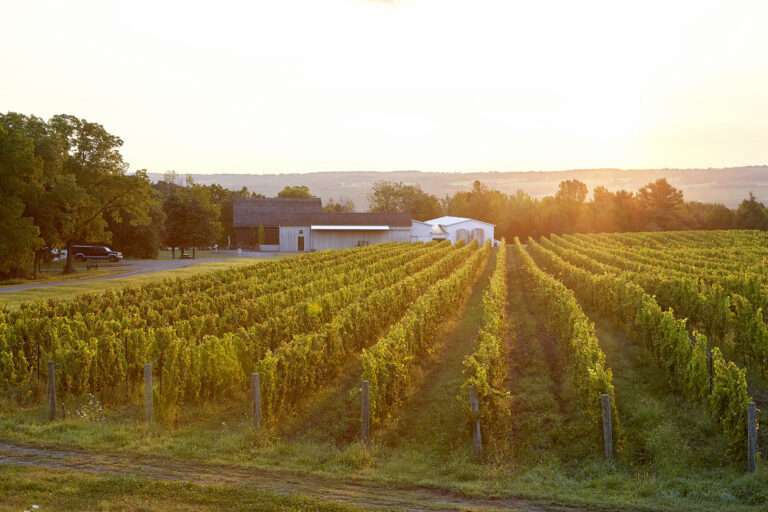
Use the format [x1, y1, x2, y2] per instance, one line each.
[298, 236, 304, 251]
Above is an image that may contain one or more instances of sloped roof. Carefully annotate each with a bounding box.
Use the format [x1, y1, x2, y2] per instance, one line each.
[234, 197, 322, 218]
[235, 208, 411, 228]
[425, 216, 496, 227]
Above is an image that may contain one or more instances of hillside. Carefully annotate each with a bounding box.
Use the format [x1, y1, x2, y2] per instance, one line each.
[148, 166, 768, 209]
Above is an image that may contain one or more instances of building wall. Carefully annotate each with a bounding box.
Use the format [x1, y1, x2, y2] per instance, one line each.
[444, 220, 494, 245]
[410, 221, 433, 242]
[311, 228, 409, 251]
[279, 226, 311, 252]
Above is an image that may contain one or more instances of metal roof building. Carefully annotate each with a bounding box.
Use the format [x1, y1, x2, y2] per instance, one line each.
[425, 216, 495, 246]
[233, 198, 413, 252]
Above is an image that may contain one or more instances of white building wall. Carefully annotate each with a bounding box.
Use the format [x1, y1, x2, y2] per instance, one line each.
[279, 226, 311, 252]
[311, 228, 409, 251]
[410, 221, 433, 242]
[443, 220, 494, 245]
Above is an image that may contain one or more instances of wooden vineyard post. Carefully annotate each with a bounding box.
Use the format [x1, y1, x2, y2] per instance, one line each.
[144, 363, 153, 423]
[748, 402, 758, 473]
[469, 385, 482, 459]
[251, 373, 262, 429]
[708, 349, 714, 395]
[47, 360, 56, 421]
[361, 380, 370, 445]
[601, 394, 613, 460]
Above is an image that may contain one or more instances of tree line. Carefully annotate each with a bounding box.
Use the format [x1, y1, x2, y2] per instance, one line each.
[3, 110, 768, 278]
[367, 178, 768, 241]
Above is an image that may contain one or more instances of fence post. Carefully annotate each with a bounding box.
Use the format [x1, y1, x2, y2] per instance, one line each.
[469, 385, 482, 459]
[748, 402, 758, 473]
[144, 363, 153, 423]
[708, 349, 714, 395]
[361, 380, 370, 445]
[47, 360, 56, 421]
[601, 394, 613, 460]
[251, 373, 262, 428]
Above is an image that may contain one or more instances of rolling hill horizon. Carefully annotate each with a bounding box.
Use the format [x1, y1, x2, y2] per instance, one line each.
[148, 166, 768, 210]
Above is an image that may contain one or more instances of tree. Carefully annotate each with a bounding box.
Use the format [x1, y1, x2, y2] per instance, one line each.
[0, 112, 83, 277]
[735, 193, 768, 230]
[107, 192, 165, 258]
[637, 178, 684, 231]
[162, 193, 185, 259]
[46, 114, 155, 273]
[323, 198, 355, 212]
[554, 179, 589, 233]
[0, 124, 44, 275]
[612, 190, 643, 232]
[277, 185, 314, 198]
[590, 186, 617, 233]
[258, 223, 265, 246]
[162, 178, 222, 258]
[368, 180, 442, 221]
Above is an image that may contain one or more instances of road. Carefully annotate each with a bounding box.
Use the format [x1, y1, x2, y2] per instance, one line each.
[0, 442, 578, 512]
[0, 252, 276, 294]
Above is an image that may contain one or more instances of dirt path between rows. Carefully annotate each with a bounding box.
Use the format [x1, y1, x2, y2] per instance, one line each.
[0, 442, 588, 512]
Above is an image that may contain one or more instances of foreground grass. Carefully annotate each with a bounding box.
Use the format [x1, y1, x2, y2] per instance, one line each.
[0, 257, 277, 308]
[0, 465, 381, 512]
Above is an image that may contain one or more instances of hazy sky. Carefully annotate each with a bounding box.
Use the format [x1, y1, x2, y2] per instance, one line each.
[3, 0, 768, 174]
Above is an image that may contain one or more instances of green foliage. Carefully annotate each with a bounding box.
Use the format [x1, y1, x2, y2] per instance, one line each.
[323, 198, 355, 212]
[361, 240, 490, 425]
[0, 124, 44, 275]
[461, 241, 510, 439]
[162, 178, 223, 253]
[258, 223, 265, 246]
[367, 180, 442, 221]
[258, 240, 470, 420]
[527, 234, 753, 462]
[514, 239, 620, 445]
[277, 185, 314, 198]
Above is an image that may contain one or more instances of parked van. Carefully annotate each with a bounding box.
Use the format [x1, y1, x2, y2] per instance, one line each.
[72, 245, 123, 262]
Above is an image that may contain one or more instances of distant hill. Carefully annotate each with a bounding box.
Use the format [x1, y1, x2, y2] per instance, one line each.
[147, 166, 768, 210]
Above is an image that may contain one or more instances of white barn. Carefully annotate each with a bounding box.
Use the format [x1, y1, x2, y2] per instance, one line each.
[424, 216, 495, 245]
[234, 198, 413, 252]
[410, 220, 449, 242]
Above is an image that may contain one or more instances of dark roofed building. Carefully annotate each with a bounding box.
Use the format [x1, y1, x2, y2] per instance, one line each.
[233, 197, 413, 251]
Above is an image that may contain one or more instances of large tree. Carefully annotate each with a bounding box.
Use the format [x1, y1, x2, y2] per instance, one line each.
[277, 185, 314, 198]
[323, 198, 355, 213]
[734, 193, 768, 230]
[107, 190, 165, 258]
[0, 125, 44, 275]
[162, 178, 222, 258]
[554, 179, 589, 233]
[637, 178, 684, 231]
[45, 114, 155, 272]
[368, 180, 442, 221]
[0, 112, 83, 277]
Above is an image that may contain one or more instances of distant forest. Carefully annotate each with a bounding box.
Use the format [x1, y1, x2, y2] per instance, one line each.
[2, 111, 767, 278]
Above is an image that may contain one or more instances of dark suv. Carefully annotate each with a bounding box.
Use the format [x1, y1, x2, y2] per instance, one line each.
[72, 245, 123, 262]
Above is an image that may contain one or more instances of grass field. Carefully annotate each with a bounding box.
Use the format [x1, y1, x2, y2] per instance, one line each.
[1, 236, 767, 511]
[0, 258, 273, 309]
[0, 465, 383, 512]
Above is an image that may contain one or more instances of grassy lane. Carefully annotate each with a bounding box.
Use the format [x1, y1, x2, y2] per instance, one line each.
[0, 465, 386, 512]
[506, 247, 585, 465]
[375, 249, 497, 485]
[582, 308, 765, 501]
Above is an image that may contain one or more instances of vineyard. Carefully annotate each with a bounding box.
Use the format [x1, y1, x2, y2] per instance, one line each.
[1, 232, 767, 511]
